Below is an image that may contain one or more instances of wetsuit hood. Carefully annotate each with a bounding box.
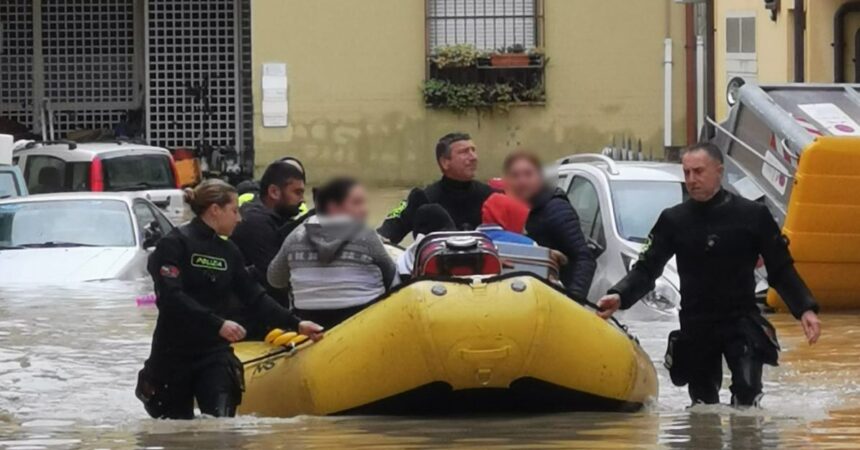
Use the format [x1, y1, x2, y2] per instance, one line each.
[304, 215, 365, 264]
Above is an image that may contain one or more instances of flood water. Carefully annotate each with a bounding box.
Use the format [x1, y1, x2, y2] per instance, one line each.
[1, 189, 859, 449]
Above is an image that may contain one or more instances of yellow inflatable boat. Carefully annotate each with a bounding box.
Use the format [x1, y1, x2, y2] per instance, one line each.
[234, 275, 657, 417]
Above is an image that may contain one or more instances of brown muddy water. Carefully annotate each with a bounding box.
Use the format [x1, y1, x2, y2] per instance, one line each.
[1, 189, 859, 449]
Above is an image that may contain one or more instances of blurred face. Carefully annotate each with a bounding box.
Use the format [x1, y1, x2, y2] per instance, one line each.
[268, 179, 306, 217]
[325, 185, 369, 222]
[439, 140, 478, 181]
[504, 158, 544, 203]
[207, 194, 241, 236]
[682, 150, 724, 202]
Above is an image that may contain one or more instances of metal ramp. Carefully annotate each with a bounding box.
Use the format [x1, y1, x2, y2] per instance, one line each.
[711, 84, 860, 310]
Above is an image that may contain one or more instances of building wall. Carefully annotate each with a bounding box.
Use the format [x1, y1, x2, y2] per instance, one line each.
[715, 0, 858, 119]
[251, 0, 690, 186]
[714, 0, 793, 119]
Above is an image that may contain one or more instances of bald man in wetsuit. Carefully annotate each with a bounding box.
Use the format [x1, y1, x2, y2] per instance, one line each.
[597, 143, 821, 408]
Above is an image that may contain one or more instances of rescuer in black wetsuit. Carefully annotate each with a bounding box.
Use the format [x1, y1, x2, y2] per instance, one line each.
[597, 143, 822, 408]
[136, 179, 323, 420]
[377, 132, 495, 245]
[231, 161, 308, 339]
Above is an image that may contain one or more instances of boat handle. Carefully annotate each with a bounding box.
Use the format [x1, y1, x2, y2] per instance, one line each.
[460, 346, 510, 361]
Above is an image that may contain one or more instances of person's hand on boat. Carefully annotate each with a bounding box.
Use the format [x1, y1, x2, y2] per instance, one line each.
[299, 321, 325, 342]
[800, 310, 821, 345]
[219, 320, 247, 342]
[596, 294, 621, 320]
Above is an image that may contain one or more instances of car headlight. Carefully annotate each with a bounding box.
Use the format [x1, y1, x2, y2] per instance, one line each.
[620, 252, 680, 312]
[642, 278, 680, 312]
[621, 252, 637, 272]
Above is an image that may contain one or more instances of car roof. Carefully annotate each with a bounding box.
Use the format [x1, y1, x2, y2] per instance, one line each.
[0, 192, 142, 205]
[15, 141, 169, 156]
[559, 157, 684, 182]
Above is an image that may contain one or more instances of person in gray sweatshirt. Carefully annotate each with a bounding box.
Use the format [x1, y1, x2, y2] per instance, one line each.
[268, 177, 398, 328]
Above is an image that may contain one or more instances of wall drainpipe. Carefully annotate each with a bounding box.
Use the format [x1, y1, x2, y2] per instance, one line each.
[794, 0, 805, 82]
[834, 1, 860, 82]
[685, 3, 698, 144]
[664, 38, 674, 149]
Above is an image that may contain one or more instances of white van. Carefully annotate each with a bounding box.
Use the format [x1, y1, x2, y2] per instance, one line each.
[13, 141, 185, 223]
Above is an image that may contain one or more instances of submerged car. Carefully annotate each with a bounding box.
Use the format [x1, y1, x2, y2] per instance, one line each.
[555, 154, 685, 318]
[0, 165, 27, 200]
[0, 134, 27, 199]
[0, 193, 173, 284]
[13, 141, 186, 223]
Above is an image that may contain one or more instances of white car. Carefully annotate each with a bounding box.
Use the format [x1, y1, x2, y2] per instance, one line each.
[12, 141, 186, 223]
[0, 192, 174, 284]
[0, 134, 28, 199]
[555, 154, 685, 318]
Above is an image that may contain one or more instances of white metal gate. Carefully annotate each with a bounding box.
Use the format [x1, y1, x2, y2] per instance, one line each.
[145, 0, 241, 151]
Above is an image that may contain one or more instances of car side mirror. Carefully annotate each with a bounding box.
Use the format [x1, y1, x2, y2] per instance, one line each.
[143, 221, 163, 249]
[586, 237, 605, 258]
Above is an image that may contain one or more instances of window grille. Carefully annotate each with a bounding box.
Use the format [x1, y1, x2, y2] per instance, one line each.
[427, 0, 540, 51]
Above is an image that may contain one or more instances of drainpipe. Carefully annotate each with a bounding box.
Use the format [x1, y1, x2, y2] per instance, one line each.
[664, 38, 674, 148]
[705, 0, 716, 137]
[685, 4, 697, 144]
[697, 36, 706, 134]
[794, 0, 805, 82]
[834, 1, 860, 82]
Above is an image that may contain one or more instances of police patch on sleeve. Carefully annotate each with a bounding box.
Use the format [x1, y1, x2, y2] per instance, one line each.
[385, 200, 408, 219]
[638, 236, 653, 260]
[160, 265, 180, 278]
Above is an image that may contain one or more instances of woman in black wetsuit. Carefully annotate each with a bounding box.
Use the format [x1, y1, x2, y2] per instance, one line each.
[136, 179, 323, 419]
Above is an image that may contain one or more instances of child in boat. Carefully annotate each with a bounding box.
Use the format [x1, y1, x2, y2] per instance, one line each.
[268, 177, 398, 329]
[477, 193, 535, 245]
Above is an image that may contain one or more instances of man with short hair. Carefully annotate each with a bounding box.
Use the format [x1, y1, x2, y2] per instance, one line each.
[378, 132, 495, 244]
[597, 142, 821, 408]
[231, 161, 307, 310]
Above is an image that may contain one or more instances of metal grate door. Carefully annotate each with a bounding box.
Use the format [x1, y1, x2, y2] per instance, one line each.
[41, 0, 139, 137]
[0, 0, 35, 129]
[145, 0, 241, 152]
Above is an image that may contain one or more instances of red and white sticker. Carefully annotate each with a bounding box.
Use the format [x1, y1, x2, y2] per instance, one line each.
[160, 265, 180, 279]
[762, 151, 789, 195]
[799, 103, 860, 136]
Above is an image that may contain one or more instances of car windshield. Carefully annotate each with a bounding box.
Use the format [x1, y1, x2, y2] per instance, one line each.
[103, 154, 175, 191]
[0, 172, 20, 199]
[610, 180, 685, 243]
[0, 199, 135, 249]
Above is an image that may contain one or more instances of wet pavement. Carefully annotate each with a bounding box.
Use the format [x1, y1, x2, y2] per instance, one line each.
[1, 189, 859, 449]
